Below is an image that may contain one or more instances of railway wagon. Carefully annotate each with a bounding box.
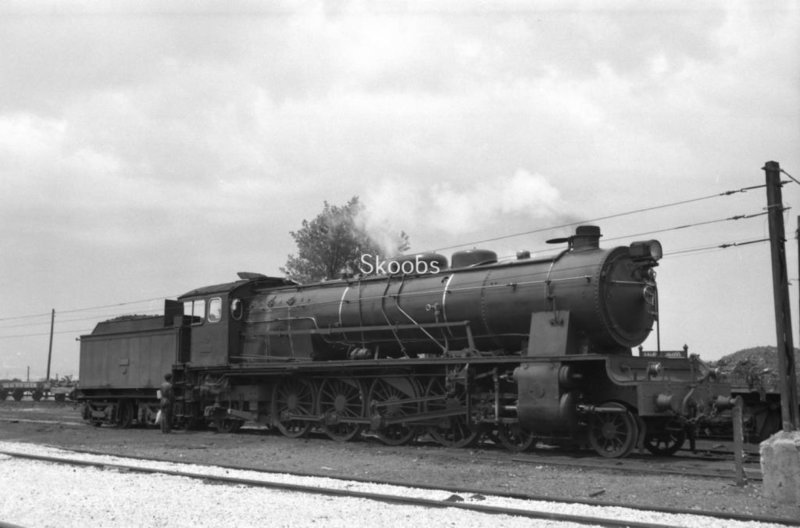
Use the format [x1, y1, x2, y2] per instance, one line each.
[0, 380, 74, 402]
[703, 382, 789, 442]
[0, 381, 45, 402]
[77, 225, 731, 457]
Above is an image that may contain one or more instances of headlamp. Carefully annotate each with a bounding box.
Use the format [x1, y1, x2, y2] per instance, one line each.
[629, 240, 663, 262]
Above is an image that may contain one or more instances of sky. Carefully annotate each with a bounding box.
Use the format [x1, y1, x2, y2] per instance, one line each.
[1, 0, 798, 380]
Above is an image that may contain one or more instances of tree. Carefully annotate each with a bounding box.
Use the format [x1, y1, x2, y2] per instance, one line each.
[281, 197, 409, 283]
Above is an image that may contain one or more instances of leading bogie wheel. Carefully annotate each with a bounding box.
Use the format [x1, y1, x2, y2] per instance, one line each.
[644, 421, 686, 456]
[496, 422, 536, 452]
[587, 402, 638, 458]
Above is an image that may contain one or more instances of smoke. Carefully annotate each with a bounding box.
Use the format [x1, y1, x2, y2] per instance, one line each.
[354, 194, 412, 257]
[356, 169, 580, 256]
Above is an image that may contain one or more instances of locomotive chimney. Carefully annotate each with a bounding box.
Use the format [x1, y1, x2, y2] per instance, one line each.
[571, 225, 601, 251]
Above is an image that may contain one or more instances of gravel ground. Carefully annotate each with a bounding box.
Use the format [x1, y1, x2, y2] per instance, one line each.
[0, 402, 798, 525]
[0, 450, 559, 528]
[0, 442, 789, 528]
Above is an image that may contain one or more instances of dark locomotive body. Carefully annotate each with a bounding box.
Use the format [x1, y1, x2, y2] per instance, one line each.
[78, 225, 730, 457]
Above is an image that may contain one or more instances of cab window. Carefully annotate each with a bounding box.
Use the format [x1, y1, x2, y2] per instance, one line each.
[184, 299, 206, 325]
[230, 298, 243, 320]
[207, 297, 222, 323]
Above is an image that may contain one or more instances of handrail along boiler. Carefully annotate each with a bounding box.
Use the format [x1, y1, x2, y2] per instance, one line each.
[77, 225, 730, 457]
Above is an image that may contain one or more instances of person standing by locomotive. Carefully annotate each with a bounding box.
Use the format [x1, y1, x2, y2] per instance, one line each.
[159, 373, 174, 434]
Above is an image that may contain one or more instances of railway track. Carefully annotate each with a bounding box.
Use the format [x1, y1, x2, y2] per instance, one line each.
[320, 431, 766, 483]
[0, 411, 764, 482]
[508, 447, 763, 482]
[1, 408, 795, 524]
[0, 445, 795, 528]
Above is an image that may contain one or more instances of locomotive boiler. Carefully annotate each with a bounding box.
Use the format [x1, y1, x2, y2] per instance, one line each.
[78, 225, 730, 457]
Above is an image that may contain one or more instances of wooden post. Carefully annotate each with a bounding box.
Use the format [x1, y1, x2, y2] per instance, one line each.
[764, 161, 800, 431]
[732, 396, 746, 486]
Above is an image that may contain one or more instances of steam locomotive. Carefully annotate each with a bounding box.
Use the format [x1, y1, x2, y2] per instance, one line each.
[78, 225, 731, 457]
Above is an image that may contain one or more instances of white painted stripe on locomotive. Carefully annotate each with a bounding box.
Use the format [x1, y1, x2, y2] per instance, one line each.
[338, 285, 350, 328]
[441, 273, 454, 325]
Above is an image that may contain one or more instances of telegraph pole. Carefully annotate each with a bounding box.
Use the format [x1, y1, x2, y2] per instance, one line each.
[46, 308, 55, 383]
[764, 161, 799, 431]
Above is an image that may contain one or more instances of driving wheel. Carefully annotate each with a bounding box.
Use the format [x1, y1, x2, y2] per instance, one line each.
[272, 378, 315, 438]
[318, 378, 364, 442]
[367, 377, 419, 446]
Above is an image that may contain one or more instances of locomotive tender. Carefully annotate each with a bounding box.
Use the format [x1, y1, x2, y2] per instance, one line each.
[78, 225, 730, 457]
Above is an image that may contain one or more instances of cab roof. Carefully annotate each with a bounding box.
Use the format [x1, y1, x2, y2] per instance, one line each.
[178, 273, 296, 299]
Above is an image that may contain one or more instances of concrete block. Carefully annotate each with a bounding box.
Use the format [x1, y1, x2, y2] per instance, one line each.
[760, 430, 800, 506]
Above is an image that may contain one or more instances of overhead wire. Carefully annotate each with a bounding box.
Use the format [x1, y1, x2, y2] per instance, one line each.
[432, 183, 768, 252]
[0, 232, 771, 341]
[0, 175, 793, 341]
[665, 238, 770, 257]
[0, 328, 96, 340]
[490, 209, 770, 261]
[602, 211, 769, 243]
[0, 296, 180, 324]
[0, 298, 175, 341]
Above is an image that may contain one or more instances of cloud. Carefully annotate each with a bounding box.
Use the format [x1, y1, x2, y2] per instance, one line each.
[360, 169, 566, 243]
[0, 0, 798, 381]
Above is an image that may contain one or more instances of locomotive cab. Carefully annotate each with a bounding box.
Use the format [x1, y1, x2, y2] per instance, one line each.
[178, 273, 296, 367]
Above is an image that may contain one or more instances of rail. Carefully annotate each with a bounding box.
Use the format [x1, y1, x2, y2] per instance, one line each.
[2, 449, 796, 527]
